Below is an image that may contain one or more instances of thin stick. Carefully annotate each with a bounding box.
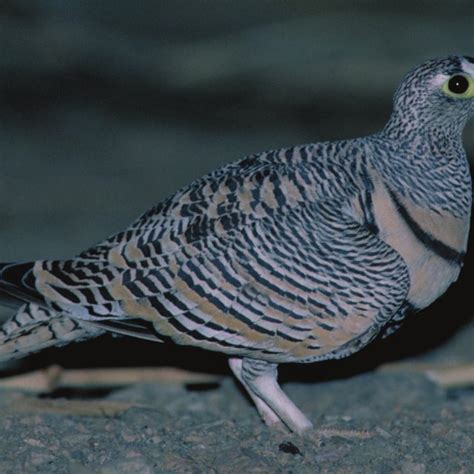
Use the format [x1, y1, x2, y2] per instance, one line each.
[0, 366, 223, 393]
[12, 396, 140, 417]
[378, 361, 474, 389]
[425, 364, 474, 389]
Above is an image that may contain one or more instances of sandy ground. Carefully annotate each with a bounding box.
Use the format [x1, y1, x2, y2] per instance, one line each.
[0, 325, 472, 473]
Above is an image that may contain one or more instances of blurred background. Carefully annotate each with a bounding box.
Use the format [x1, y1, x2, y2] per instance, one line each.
[0, 0, 473, 374]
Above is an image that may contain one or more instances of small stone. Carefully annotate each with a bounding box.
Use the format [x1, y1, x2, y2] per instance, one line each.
[121, 431, 139, 443]
[23, 438, 47, 448]
[401, 461, 426, 474]
[278, 441, 303, 456]
[27, 451, 55, 467]
[101, 458, 154, 474]
[375, 427, 392, 439]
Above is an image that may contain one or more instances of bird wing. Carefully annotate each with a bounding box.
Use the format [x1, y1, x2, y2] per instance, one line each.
[2, 145, 411, 361]
[78, 145, 359, 263]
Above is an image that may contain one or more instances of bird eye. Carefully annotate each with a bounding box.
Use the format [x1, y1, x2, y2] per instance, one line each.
[448, 75, 469, 94]
[442, 74, 474, 98]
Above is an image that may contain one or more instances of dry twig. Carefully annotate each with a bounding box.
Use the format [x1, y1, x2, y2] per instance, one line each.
[0, 365, 223, 394]
[377, 361, 474, 389]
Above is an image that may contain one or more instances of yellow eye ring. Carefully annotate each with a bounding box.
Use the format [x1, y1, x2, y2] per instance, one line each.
[442, 74, 474, 98]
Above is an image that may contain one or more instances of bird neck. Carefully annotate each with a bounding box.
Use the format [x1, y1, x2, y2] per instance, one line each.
[370, 128, 472, 219]
[381, 115, 468, 176]
[382, 105, 470, 146]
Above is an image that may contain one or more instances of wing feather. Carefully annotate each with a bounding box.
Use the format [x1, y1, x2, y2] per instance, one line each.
[36, 201, 409, 362]
[24, 145, 410, 362]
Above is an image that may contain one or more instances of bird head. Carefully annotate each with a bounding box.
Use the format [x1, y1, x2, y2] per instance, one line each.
[385, 56, 474, 140]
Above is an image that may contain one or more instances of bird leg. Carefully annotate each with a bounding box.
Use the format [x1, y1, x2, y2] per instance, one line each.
[229, 357, 313, 434]
[229, 357, 284, 429]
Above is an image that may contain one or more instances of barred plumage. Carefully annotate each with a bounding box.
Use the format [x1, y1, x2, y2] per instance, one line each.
[0, 304, 104, 361]
[1, 56, 473, 433]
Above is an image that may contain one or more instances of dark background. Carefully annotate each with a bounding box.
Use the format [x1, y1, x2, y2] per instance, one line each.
[0, 1, 473, 376]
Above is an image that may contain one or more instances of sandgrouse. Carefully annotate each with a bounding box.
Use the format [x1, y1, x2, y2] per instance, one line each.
[0, 56, 473, 434]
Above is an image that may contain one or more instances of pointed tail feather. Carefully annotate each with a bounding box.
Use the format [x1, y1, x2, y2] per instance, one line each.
[0, 262, 45, 307]
[0, 261, 163, 359]
[0, 304, 104, 362]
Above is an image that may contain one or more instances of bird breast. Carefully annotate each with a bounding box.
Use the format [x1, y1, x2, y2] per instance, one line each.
[366, 171, 470, 310]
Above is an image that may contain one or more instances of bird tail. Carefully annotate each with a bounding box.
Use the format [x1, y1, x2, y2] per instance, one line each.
[0, 261, 104, 362]
[0, 261, 162, 361]
[0, 303, 104, 362]
[0, 261, 45, 308]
